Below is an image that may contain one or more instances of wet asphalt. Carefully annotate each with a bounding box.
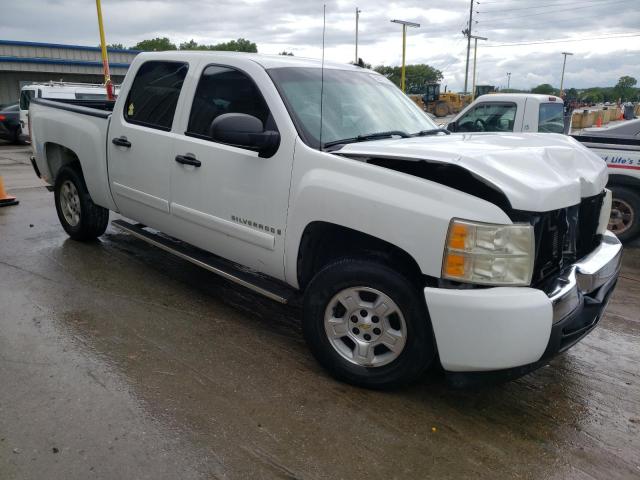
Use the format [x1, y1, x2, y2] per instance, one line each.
[1, 143, 639, 479]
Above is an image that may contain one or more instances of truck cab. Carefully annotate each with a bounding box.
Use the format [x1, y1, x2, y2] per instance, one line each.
[447, 93, 565, 134]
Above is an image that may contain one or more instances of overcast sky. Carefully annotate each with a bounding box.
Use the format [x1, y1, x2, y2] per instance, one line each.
[3, 0, 639, 90]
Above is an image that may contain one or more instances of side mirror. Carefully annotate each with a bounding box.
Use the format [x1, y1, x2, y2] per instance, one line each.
[447, 121, 457, 132]
[209, 113, 280, 158]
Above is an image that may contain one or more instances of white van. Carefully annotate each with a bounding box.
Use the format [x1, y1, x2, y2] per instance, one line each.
[19, 82, 117, 140]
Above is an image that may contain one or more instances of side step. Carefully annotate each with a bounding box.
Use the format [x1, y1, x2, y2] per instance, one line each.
[111, 219, 297, 304]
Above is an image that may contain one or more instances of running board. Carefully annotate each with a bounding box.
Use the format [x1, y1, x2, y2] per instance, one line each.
[111, 219, 296, 304]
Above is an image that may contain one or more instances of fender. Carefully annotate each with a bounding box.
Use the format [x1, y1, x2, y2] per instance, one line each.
[283, 139, 512, 288]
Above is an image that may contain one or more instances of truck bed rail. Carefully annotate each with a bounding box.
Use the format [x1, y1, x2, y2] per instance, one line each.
[31, 98, 115, 119]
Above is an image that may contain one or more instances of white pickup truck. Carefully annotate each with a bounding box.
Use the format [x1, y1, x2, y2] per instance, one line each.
[446, 93, 640, 242]
[29, 52, 621, 389]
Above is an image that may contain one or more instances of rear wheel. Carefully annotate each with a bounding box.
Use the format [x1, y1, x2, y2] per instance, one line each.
[608, 186, 640, 242]
[303, 258, 435, 389]
[54, 166, 109, 241]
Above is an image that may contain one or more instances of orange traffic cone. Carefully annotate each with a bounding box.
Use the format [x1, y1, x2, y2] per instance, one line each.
[0, 175, 18, 207]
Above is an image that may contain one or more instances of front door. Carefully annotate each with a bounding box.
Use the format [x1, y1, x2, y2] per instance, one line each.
[169, 62, 295, 279]
[107, 60, 189, 230]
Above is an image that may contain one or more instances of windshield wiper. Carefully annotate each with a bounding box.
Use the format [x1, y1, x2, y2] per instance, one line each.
[323, 130, 411, 149]
[414, 128, 451, 136]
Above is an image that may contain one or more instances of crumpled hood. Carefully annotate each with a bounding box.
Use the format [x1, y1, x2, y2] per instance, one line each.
[339, 132, 608, 212]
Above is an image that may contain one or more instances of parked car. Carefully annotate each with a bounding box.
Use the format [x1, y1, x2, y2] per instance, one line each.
[19, 82, 118, 140]
[29, 52, 621, 389]
[447, 94, 640, 242]
[0, 104, 22, 144]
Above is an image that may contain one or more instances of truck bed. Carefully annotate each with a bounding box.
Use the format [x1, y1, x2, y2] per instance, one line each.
[29, 97, 117, 211]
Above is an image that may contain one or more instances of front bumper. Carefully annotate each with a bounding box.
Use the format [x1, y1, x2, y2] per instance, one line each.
[424, 231, 622, 387]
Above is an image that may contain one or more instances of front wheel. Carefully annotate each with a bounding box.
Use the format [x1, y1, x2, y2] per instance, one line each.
[608, 186, 640, 243]
[303, 258, 436, 389]
[54, 166, 109, 241]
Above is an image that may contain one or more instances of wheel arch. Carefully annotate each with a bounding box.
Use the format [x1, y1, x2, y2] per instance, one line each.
[44, 142, 83, 184]
[608, 173, 640, 190]
[295, 221, 428, 291]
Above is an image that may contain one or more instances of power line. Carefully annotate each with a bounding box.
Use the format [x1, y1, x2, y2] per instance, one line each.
[484, 32, 640, 47]
[478, 0, 625, 12]
[478, 0, 634, 23]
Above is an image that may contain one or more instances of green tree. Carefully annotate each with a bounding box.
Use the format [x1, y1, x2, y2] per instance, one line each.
[132, 37, 177, 51]
[613, 75, 637, 101]
[179, 39, 201, 50]
[279, 51, 294, 56]
[107, 43, 125, 49]
[373, 64, 443, 91]
[581, 88, 604, 104]
[210, 38, 257, 53]
[565, 87, 578, 100]
[531, 83, 556, 95]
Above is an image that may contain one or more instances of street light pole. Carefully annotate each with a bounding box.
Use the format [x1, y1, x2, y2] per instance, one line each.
[355, 7, 361, 64]
[559, 52, 573, 97]
[463, 0, 474, 94]
[391, 19, 420, 92]
[507, 72, 511, 90]
[470, 35, 487, 101]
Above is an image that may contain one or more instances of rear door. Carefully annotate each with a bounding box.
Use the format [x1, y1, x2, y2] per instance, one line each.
[168, 61, 296, 279]
[107, 60, 190, 231]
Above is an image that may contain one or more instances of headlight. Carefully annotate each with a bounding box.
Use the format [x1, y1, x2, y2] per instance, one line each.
[442, 219, 534, 286]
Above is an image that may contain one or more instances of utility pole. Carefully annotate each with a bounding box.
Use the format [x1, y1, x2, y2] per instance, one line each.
[507, 72, 511, 90]
[463, 0, 474, 93]
[95, 0, 114, 100]
[470, 35, 487, 101]
[355, 7, 361, 64]
[559, 51, 573, 97]
[391, 19, 420, 92]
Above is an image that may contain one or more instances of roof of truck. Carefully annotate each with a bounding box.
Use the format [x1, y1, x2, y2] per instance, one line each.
[136, 50, 364, 71]
[476, 93, 563, 104]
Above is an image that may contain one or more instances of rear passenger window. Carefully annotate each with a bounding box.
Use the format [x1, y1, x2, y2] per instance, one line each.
[124, 61, 188, 131]
[187, 65, 272, 139]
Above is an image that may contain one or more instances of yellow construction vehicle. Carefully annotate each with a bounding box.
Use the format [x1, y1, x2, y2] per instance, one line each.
[409, 84, 496, 117]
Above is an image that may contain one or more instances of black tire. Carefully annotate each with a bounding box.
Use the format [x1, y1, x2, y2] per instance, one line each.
[303, 258, 436, 389]
[434, 101, 449, 117]
[54, 166, 109, 241]
[609, 186, 640, 243]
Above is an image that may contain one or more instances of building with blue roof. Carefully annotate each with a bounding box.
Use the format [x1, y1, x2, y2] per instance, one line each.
[0, 40, 139, 104]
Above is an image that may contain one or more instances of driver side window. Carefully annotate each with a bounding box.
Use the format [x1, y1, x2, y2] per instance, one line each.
[187, 65, 272, 141]
[457, 103, 517, 132]
[457, 105, 487, 132]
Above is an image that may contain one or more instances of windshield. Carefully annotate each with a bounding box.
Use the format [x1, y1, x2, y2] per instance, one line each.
[268, 67, 438, 149]
[538, 102, 565, 133]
